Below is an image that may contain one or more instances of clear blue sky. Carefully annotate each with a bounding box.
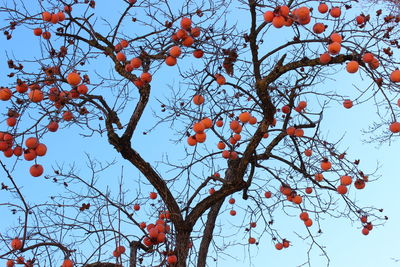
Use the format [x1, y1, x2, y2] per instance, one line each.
[0, 0, 399, 266]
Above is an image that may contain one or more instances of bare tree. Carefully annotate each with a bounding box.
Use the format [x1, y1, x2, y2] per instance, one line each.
[0, 0, 399, 266]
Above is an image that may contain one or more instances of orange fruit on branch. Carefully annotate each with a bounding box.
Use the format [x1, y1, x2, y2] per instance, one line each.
[390, 70, 400, 82]
[346, 61, 359, 73]
[67, 72, 81, 86]
[192, 94, 204, 105]
[318, 3, 328, 13]
[30, 164, 44, 177]
[11, 238, 22, 250]
[337, 185, 348, 194]
[330, 7, 341, 18]
[180, 17, 192, 30]
[328, 42, 341, 55]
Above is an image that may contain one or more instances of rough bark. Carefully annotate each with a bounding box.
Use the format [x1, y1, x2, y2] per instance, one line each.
[175, 230, 191, 267]
[84, 263, 121, 267]
[197, 199, 225, 267]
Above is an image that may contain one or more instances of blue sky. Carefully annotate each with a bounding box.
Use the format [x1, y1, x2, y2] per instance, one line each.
[0, 0, 399, 266]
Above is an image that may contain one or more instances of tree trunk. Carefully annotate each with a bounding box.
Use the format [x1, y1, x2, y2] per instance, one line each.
[197, 199, 224, 267]
[84, 263, 121, 267]
[175, 230, 191, 267]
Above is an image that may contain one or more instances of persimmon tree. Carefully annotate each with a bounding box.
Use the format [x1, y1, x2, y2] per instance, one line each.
[0, 0, 399, 266]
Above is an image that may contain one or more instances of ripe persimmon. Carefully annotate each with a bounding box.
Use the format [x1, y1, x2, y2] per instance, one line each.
[286, 126, 295, 136]
[57, 12, 66, 22]
[116, 52, 126, 62]
[294, 7, 310, 21]
[337, 185, 348, 194]
[193, 49, 204, 58]
[33, 28, 42, 36]
[272, 16, 285, 28]
[193, 122, 205, 133]
[294, 128, 304, 137]
[16, 83, 28, 93]
[275, 243, 283, 250]
[120, 39, 129, 48]
[293, 195, 302, 204]
[141, 72, 152, 83]
[343, 99, 353, 109]
[328, 42, 341, 55]
[356, 15, 365, 24]
[195, 132, 206, 143]
[230, 120, 240, 131]
[47, 121, 59, 132]
[28, 89, 44, 102]
[313, 23, 325, 34]
[389, 122, 400, 133]
[201, 118, 212, 129]
[330, 7, 341, 18]
[316, 175, 328, 187]
[42, 11, 52, 22]
[248, 117, 257, 125]
[25, 137, 38, 149]
[176, 29, 188, 39]
[320, 53, 331, 64]
[340, 175, 352, 185]
[369, 58, 380, 69]
[50, 13, 59, 24]
[320, 160, 332, 171]
[167, 255, 177, 264]
[30, 164, 44, 177]
[125, 64, 133, 72]
[239, 112, 251, 123]
[304, 149, 312, 157]
[297, 101, 307, 109]
[77, 84, 88, 94]
[11, 238, 22, 250]
[362, 53, 374, 63]
[215, 74, 226, 85]
[169, 46, 181, 57]
[7, 117, 16, 127]
[35, 143, 47, 156]
[62, 259, 74, 267]
[149, 192, 157, 199]
[182, 36, 194, 47]
[165, 56, 177, 66]
[299, 212, 309, 221]
[63, 111, 73, 121]
[13, 146, 23, 157]
[346, 61, 359, 73]
[67, 72, 81, 86]
[217, 141, 226, 149]
[42, 31, 51, 39]
[187, 136, 197, 146]
[263, 11, 274, 23]
[304, 218, 313, 227]
[130, 58, 142, 68]
[191, 27, 201, 37]
[180, 17, 192, 30]
[281, 105, 290, 114]
[330, 33, 343, 43]
[390, 70, 400, 82]
[0, 88, 12, 101]
[318, 3, 328, 13]
[192, 95, 204, 105]
[354, 179, 366, 189]
[362, 227, 369, 235]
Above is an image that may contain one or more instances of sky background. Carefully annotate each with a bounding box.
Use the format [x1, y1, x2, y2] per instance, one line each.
[0, 0, 400, 266]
